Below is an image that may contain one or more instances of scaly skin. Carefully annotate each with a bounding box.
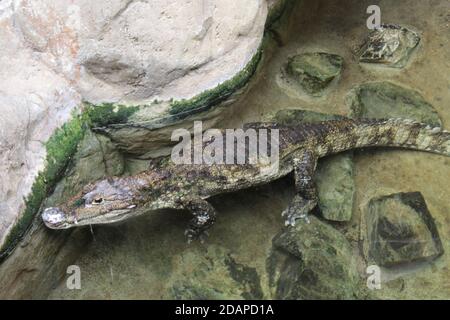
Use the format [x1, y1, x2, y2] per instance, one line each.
[42, 118, 450, 242]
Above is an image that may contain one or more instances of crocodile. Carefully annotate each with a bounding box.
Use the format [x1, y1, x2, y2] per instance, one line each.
[42, 118, 450, 242]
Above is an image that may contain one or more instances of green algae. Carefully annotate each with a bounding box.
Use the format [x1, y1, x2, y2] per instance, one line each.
[0, 112, 87, 262]
[169, 48, 263, 116]
[85, 102, 140, 127]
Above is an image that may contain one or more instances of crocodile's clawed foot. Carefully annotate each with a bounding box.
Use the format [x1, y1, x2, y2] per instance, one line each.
[283, 212, 310, 227]
[282, 196, 316, 227]
[179, 197, 216, 244]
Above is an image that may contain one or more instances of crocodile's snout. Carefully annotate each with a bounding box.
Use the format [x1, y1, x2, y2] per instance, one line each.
[42, 207, 71, 229]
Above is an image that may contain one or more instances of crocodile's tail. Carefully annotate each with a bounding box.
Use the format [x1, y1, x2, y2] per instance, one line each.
[323, 118, 450, 157]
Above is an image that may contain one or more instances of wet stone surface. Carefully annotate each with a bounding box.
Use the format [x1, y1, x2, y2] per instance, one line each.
[347, 82, 442, 127]
[285, 52, 343, 96]
[359, 24, 420, 68]
[364, 192, 444, 267]
[267, 216, 361, 299]
[167, 246, 264, 300]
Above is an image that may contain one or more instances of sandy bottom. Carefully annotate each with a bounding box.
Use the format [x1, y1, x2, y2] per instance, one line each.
[49, 0, 450, 299]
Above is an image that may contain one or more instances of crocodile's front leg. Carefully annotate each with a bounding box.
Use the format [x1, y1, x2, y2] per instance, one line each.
[177, 197, 217, 243]
[282, 149, 319, 226]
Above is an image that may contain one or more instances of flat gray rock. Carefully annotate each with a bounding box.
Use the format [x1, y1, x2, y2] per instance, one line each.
[347, 82, 442, 127]
[286, 52, 343, 96]
[364, 192, 444, 267]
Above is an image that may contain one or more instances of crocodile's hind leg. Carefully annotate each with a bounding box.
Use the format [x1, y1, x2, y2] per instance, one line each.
[178, 197, 217, 243]
[282, 149, 319, 226]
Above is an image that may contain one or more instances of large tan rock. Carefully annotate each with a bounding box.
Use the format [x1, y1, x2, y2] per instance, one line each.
[0, 8, 81, 247]
[13, 0, 268, 104]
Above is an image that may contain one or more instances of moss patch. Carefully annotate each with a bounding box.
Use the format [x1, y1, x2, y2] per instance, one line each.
[169, 48, 263, 116]
[0, 112, 87, 262]
[85, 102, 140, 127]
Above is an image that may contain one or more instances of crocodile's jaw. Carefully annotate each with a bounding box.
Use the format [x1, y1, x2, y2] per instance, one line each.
[73, 208, 138, 227]
[42, 206, 138, 229]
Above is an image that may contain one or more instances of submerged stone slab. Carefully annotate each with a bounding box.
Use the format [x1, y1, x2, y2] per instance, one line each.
[364, 192, 444, 267]
[315, 154, 354, 222]
[359, 24, 420, 68]
[347, 82, 442, 127]
[267, 216, 360, 299]
[286, 52, 343, 96]
[269, 109, 354, 221]
[167, 246, 264, 300]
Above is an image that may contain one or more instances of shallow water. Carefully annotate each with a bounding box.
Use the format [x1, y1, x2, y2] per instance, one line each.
[19, 0, 450, 299]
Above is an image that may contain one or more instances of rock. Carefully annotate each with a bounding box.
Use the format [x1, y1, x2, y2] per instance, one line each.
[315, 154, 355, 222]
[13, 0, 269, 104]
[347, 82, 442, 127]
[364, 192, 444, 267]
[359, 24, 420, 68]
[267, 216, 360, 299]
[0, 11, 81, 248]
[0, 223, 90, 299]
[286, 52, 343, 96]
[167, 246, 264, 300]
[269, 110, 355, 221]
[92, 102, 233, 158]
[268, 108, 344, 124]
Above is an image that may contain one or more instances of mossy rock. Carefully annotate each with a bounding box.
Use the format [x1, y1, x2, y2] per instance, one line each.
[0, 112, 87, 261]
[269, 109, 355, 222]
[286, 52, 343, 96]
[364, 192, 444, 267]
[169, 47, 262, 116]
[267, 216, 361, 299]
[347, 82, 442, 127]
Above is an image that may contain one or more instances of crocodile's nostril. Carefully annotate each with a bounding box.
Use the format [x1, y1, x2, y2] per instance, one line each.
[42, 207, 66, 229]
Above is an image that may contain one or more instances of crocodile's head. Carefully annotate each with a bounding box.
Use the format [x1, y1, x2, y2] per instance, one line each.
[42, 177, 144, 229]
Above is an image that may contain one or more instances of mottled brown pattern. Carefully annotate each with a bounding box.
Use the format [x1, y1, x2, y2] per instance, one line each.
[42, 118, 450, 240]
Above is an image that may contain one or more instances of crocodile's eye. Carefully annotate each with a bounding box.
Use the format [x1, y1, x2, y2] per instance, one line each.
[93, 197, 104, 204]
